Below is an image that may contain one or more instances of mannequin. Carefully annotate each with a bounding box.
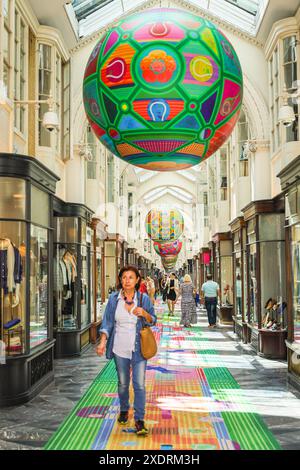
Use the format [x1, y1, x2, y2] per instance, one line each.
[0, 237, 22, 310]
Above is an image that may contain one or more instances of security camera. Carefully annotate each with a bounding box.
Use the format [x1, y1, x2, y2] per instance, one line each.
[278, 104, 295, 127]
[42, 111, 59, 132]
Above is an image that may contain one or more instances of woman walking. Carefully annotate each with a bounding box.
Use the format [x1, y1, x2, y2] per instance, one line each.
[166, 273, 179, 316]
[96, 266, 157, 435]
[180, 274, 197, 327]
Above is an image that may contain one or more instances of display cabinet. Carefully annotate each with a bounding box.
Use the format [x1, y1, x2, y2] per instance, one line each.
[0, 153, 59, 406]
[90, 217, 107, 343]
[278, 156, 300, 389]
[104, 233, 124, 298]
[242, 199, 287, 358]
[53, 198, 93, 357]
[230, 217, 248, 342]
[212, 232, 234, 325]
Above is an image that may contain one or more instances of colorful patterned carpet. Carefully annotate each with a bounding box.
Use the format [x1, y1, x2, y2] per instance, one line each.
[45, 300, 281, 450]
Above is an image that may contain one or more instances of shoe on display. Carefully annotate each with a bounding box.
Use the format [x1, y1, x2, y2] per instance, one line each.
[118, 411, 129, 425]
[135, 420, 149, 436]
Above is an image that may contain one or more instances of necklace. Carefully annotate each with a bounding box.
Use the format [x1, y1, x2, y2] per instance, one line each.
[122, 290, 135, 305]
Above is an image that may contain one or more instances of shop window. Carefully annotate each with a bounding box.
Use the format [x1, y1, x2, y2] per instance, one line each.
[0, 221, 26, 356]
[0, 177, 26, 219]
[53, 218, 79, 330]
[81, 244, 89, 328]
[14, 10, 27, 134]
[30, 225, 48, 349]
[291, 224, 300, 343]
[86, 124, 97, 179]
[31, 185, 49, 228]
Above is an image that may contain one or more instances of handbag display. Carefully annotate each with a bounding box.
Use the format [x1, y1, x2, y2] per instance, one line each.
[139, 293, 157, 360]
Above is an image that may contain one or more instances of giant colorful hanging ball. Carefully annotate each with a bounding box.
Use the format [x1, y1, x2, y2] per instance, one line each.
[83, 8, 243, 171]
[154, 240, 182, 257]
[146, 208, 184, 242]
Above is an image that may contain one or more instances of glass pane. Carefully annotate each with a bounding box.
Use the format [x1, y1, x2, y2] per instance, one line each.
[30, 225, 48, 349]
[260, 241, 286, 330]
[0, 177, 26, 219]
[53, 244, 78, 330]
[235, 253, 242, 318]
[81, 245, 90, 328]
[39, 44, 52, 70]
[249, 243, 258, 325]
[96, 250, 102, 320]
[259, 213, 285, 241]
[31, 185, 49, 227]
[284, 62, 297, 91]
[3, 27, 10, 63]
[0, 221, 26, 356]
[39, 70, 52, 95]
[221, 256, 233, 305]
[283, 36, 297, 64]
[105, 256, 116, 297]
[105, 241, 116, 256]
[291, 224, 300, 342]
[55, 217, 78, 244]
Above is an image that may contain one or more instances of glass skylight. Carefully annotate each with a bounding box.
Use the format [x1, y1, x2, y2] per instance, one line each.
[69, 0, 269, 39]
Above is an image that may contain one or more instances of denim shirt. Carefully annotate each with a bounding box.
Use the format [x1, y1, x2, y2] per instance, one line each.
[100, 291, 157, 361]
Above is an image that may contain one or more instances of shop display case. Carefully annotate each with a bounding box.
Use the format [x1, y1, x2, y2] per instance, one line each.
[53, 198, 93, 357]
[0, 153, 59, 406]
[212, 232, 234, 325]
[278, 157, 300, 389]
[242, 199, 287, 358]
[90, 218, 107, 343]
[104, 234, 124, 298]
[230, 217, 248, 342]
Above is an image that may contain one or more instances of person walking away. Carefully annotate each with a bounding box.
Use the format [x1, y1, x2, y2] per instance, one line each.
[96, 265, 157, 435]
[160, 275, 168, 303]
[201, 274, 220, 328]
[146, 276, 155, 304]
[166, 273, 179, 316]
[180, 274, 197, 327]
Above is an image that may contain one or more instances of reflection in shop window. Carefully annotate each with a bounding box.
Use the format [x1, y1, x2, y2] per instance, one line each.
[30, 225, 48, 349]
[291, 224, 300, 343]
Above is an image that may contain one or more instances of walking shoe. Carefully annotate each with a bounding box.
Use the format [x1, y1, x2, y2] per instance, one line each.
[135, 420, 149, 436]
[118, 411, 129, 425]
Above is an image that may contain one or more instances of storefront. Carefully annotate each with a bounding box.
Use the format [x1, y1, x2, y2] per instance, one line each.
[212, 232, 234, 325]
[90, 217, 107, 344]
[53, 198, 93, 358]
[278, 156, 300, 389]
[242, 199, 287, 359]
[0, 153, 59, 406]
[104, 233, 125, 298]
[199, 248, 211, 289]
[230, 217, 248, 342]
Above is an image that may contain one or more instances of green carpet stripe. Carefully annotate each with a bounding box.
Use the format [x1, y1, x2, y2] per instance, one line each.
[204, 367, 281, 450]
[45, 361, 117, 450]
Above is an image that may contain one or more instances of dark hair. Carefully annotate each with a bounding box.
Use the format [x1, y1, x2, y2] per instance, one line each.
[207, 273, 213, 280]
[117, 265, 141, 291]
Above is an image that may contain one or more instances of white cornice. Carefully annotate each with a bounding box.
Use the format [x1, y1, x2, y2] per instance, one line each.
[70, 0, 263, 56]
[265, 16, 299, 59]
[37, 26, 70, 62]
